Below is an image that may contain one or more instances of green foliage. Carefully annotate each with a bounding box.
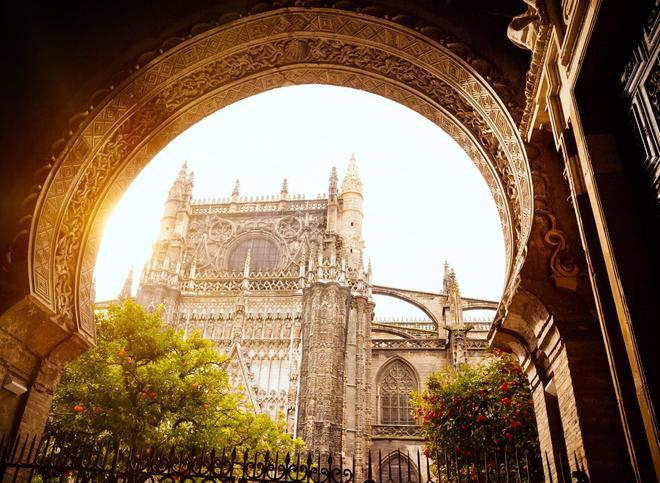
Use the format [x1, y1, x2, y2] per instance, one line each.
[47, 300, 303, 453]
[412, 349, 539, 457]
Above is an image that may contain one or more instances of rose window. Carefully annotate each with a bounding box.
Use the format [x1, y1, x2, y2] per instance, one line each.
[227, 237, 279, 272]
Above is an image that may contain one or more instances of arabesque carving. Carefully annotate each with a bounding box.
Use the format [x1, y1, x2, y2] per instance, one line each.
[529, 143, 579, 291]
[29, 8, 531, 335]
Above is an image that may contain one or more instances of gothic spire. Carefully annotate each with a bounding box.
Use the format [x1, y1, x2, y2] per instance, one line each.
[442, 260, 451, 293]
[168, 162, 193, 200]
[232, 179, 240, 201]
[280, 178, 289, 199]
[118, 266, 134, 300]
[342, 153, 362, 193]
[329, 166, 338, 198]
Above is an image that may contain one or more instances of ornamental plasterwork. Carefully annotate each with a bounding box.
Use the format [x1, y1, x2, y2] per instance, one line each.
[277, 216, 303, 239]
[186, 212, 319, 272]
[29, 8, 531, 335]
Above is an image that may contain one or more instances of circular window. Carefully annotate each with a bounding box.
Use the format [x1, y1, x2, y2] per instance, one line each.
[227, 237, 279, 272]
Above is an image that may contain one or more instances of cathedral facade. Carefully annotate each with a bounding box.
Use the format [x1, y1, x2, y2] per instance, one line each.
[134, 156, 496, 468]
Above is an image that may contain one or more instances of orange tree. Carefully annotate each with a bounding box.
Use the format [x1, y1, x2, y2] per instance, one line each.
[47, 300, 302, 454]
[411, 349, 539, 458]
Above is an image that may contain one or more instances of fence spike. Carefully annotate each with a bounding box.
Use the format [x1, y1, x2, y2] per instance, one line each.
[378, 450, 383, 483]
[544, 451, 553, 483]
[0, 438, 542, 482]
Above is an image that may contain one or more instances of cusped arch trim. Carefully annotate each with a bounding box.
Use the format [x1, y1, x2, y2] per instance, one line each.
[376, 355, 421, 392]
[28, 8, 532, 339]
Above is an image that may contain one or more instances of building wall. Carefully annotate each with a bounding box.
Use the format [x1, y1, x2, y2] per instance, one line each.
[135, 166, 494, 458]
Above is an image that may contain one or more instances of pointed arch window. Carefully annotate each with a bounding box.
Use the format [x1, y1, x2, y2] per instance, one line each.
[379, 450, 418, 483]
[380, 360, 417, 425]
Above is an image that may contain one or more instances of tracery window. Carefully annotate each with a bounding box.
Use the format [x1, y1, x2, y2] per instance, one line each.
[228, 237, 279, 272]
[380, 360, 417, 425]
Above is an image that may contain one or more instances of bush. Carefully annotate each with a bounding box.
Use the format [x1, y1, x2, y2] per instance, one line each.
[47, 300, 303, 454]
[412, 349, 540, 457]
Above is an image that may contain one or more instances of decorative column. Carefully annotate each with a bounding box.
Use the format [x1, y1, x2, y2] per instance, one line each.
[343, 294, 374, 478]
[443, 263, 469, 367]
[297, 281, 350, 454]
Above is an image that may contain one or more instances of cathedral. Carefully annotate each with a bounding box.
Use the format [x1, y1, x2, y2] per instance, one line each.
[133, 155, 497, 464]
[2, 2, 658, 479]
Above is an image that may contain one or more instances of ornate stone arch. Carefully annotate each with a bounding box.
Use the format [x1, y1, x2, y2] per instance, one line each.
[26, 7, 532, 346]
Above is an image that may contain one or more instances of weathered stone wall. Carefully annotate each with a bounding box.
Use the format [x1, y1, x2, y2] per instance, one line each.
[297, 282, 351, 454]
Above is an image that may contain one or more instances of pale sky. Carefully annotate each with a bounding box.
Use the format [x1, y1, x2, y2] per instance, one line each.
[94, 85, 505, 318]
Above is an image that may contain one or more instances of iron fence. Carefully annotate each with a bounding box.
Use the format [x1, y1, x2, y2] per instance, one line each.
[0, 433, 548, 482]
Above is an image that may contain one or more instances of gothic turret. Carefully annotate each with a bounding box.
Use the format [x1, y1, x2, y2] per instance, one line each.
[340, 154, 364, 272]
[280, 178, 289, 200]
[231, 179, 240, 201]
[443, 261, 464, 326]
[326, 167, 339, 232]
[158, 162, 193, 241]
[443, 262, 469, 367]
[136, 163, 192, 323]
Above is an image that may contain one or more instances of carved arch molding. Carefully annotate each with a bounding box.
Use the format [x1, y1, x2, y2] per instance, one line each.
[28, 8, 532, 341]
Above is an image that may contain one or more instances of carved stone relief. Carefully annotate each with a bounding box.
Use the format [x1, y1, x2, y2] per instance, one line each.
[28, 8, 531, 334]
[186, 211, 321, 273]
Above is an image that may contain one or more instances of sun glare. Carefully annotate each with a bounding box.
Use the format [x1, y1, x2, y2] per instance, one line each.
[94, 85, 505, 317]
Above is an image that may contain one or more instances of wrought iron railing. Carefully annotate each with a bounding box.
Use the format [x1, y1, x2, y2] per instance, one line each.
[0, 433, 550, 482]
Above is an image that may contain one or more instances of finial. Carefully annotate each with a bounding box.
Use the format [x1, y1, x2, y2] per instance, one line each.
[231, 179, 240, 202]
[175, 161, 189, 179]
[342, 154, 362, 193]
[447, 268, 460, 294]
[347, 153, 358, 175]
[329, 167, 338, 197]
[280, 178, 289, 200]
[168, 162, 192, 199]
[443, 260, 452, 293]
